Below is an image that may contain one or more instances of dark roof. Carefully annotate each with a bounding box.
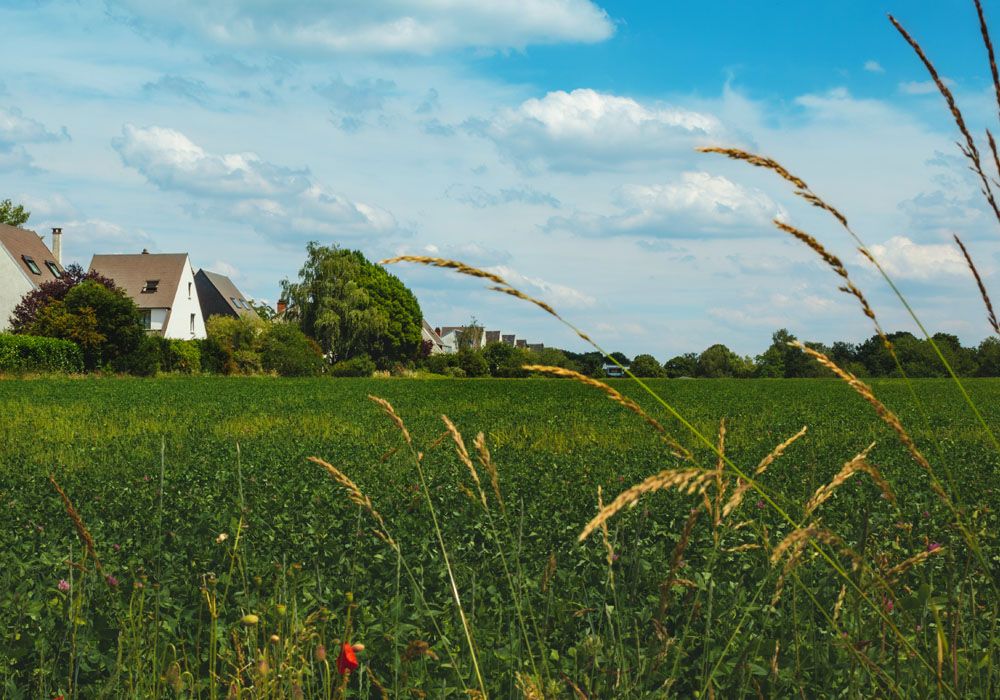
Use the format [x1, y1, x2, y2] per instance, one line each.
[89, 253, 189, 309]
[0, 223, 63, 285]
[194, 269, 259, 320]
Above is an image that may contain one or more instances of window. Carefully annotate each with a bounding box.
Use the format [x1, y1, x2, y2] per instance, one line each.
[188, 282, 192, 299]
[239, 299, 248, 309]
[141, 310, 152, 330]
[22, 255, 41, 275]
[231, 296, 244, 309]
[45, 261, 61, 278]
[190, 313, 195, 333]
[142, 280, 159, 293]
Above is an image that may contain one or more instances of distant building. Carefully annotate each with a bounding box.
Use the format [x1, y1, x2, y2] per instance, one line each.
[438, 325, 484, 353]
[603, 361, 629, 378]
[422, 320, 446, 354]
[502, 334, 516, 346]
[527, 343, 544, 352]
[90, 250, 206, 339]
[0, 224, 64, 330]
[194, 269, 259, 320]
[484, 330, 501, 344]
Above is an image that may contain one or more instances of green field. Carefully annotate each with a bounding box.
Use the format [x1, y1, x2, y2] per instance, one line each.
[3, 377, 1000, 698]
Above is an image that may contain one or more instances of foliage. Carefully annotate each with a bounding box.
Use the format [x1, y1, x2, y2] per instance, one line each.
[205, 314, 266, 375]
[629, 353, 666, 377]
[164, 339, 201, 374]
[329, 354, 376, 377]
[696, 343, 753, 378]
[9, 263, 119, 332]
[0, 333, 83, 373]
[112, 334, 162, 376]
[26, 280, 142, 371]
[1, 377, 997, 697]
[457, 348, 489, 377]
[246, 299, 276, 321]
[454, 318, 484, 352]
[281, 243, 422, 365]
[260, 324, 325, 377]
[0, 198, 30, 227]
[664, 352, 698, 378]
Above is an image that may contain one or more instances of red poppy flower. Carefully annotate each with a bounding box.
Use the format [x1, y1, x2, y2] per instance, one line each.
[337, 642, 359, 675]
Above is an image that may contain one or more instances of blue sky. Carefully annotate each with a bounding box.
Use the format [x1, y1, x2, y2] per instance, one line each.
[2, 0, 999, 358]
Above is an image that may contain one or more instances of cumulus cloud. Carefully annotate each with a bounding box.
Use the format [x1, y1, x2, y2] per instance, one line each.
[863, 60, 885, 74]
[108, 0, 614, 54]
[57, 219, 154, 262]
[864, 236, 968, 280]
[112, 124, 397, 242]
[548, 172, 784, 238]
[899, 79, 954, 95]
[472, 88, 727, 172]
[0, 106, 69, 170]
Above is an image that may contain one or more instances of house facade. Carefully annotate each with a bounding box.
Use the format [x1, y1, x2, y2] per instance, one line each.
[194, 269, 259, 321]
[89, 251, 207, 339]
[0, 224, 63, 330]
[421, 320, 446, 354]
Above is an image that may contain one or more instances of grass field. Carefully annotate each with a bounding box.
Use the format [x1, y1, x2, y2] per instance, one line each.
[3, 376, 1000, 698]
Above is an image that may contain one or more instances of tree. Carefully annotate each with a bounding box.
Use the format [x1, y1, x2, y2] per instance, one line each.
[204, 314, 266, 374]
[9, 263, 118, 331]
[630, 353, 665, 377]
[27, 280, 143, 370]
[455, 318, 484, 352]
[696, 344, 752, 378]
[0, 199, 30, 227]
[281, 243, 422, 365]
[976, 337, 1000, 376]
[482, 341, 528, 377]
[260, 324, 325, 376]
[247, 299, 276, 321]
[664, 353, 698, 378]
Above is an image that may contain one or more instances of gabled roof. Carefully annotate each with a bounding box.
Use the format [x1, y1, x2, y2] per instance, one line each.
[89, 252, 190, 308]
[195, 269, 259, 319]
[0, 223, 63, 285]
[422, 319, 444, 346]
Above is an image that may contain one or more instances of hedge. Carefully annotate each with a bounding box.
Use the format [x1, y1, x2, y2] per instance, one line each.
[0, 334, 83, 374]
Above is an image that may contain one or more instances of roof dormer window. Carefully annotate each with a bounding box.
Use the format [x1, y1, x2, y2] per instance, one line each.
[22, 255, 41, 275]
[45, 261, 61, 278]
[142, 279, 159, 293]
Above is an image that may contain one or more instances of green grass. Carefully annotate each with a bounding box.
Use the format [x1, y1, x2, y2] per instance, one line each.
[3, 376, 1000, 697]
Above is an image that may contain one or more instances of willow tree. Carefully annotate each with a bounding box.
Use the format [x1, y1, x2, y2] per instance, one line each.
[281, 243, 422, 365]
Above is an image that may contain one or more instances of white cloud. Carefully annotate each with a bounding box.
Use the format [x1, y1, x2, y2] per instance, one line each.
[863, 60, 885, 74]
[548, 172, 784, 238]
[112, 124, 397, 242]
[208, 260, 241, 279]
[108, 0, 614, 54]
[0, 106, 68, 170]
[899, 79, 953, 95]
[56, 219, 154, 263]
[864, 236, 968, 280]
[474, 88, 727, 171]
[486, 264, 596, 308]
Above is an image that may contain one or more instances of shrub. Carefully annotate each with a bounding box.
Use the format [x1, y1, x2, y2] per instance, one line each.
[205, 315, 265, 375]
[444, 366, 467, 378]
[0, 334, 83, 373]
[424, 352, 456, 375]
[329, 354, 375, 377]
[458, 349, 489, 377]
[165, 340, 201, 374]
[260, 324, 324, 377]
[111, 335, 161, 377]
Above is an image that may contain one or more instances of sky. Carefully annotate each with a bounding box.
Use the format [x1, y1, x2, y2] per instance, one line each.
[2, 0, 1000, 358]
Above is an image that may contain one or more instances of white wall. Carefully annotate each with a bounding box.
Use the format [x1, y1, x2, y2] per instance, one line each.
[0, 248, 33, 331]
[162, 258, 207, 340]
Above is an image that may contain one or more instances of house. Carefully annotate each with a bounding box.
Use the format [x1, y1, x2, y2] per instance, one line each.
[502, 334, 516, 346]
[603, 361, 629, 378]
[194, 269, 259, 321]
[0, 224, 64, 330]
[438, 325, 485, 353]
[89, 250, 207, 339]
[421, 320, 446, 354]
[484, 330, 501, 344]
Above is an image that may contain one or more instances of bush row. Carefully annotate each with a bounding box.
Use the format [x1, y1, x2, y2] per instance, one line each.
[0, 334, 84, 374]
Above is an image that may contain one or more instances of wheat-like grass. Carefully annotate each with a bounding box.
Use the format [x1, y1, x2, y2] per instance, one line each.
[722, 426, 807, 518]
[803, 443, 895, 516]
[522, 364, 692, 460]
[49, 475, 103, 574]
[516, 673, 545, 700]
[473, 432, 504, 513]
[658, 507, 701, 617]
[441, 415, 486, 508]
[713, 418, 726, 530]
[368, 395, 412, 446]
[890, 13, 1000, 224]
[770, 524, 857, 605]
[883, 547, 946, 583]
[596, 485, 616, 573]
[378, 255, 510, 286]
[833, 584, 848, 623]
[790, 342, 942, 495]
[578, 469, 714, 542]
[308, 457, 397, 550]
[954, 234, 1000, 335]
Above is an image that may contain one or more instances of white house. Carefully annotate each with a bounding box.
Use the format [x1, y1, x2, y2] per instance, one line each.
[89, 250, 207, 339]
[421, 320, 446, 354]
[438, 325, 486, 354]
[0, 224, 64, 330]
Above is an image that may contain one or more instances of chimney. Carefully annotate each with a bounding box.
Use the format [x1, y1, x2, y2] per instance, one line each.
[276, 300, 287, 315]
[51, 227, 62, 266]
